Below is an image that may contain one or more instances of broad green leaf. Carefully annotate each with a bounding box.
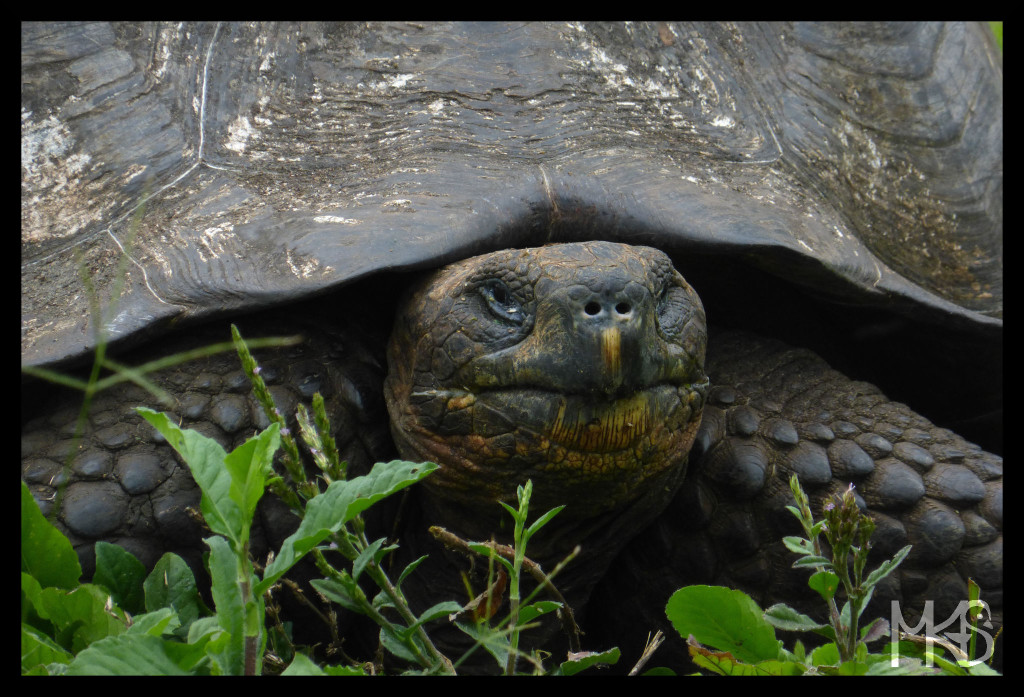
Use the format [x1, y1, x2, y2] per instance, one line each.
[518, 600, 561, 625]
[666, 585, 780, 664]
[187, 617, 224, 645]
[144, 553, 204, 632]
[808, 570, 840, 602]
[206, 535, 245, 675]
[782, 536, 814, 555]
[66, 634, 191, 675]
[281, 652, 326, 675]
[966, 661, 1001, 676]
[282, 653, 367, 675]
[556, 647, 620, 675]
[763, 603, 826, 632]
[687, 636, 804, 676]
[256, 460, 437, 596]
[690, 647, 804, 676]
[379, 625, 424, 664]
[136, 409, 241, 545]
[455, 620, 511, 668]
[20, 480, 81, 589]
[860, 617, 890, 643]
[93, 541, 147, 615]
[838, 659, 871, 675]
[810, 641, 840, 666]
[792, 555, 833, 569]
[21, 572, 46, 627]
[222, 421, 280, 529]
[21, 623, 73, 673]
[33, 584, 128, 653]
[311, 576, 363, 613]
[408, 601, 462, 634]
[125, 607, 180, 637]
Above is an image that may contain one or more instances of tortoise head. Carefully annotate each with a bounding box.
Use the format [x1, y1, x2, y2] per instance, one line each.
[384, 241, 708, 543]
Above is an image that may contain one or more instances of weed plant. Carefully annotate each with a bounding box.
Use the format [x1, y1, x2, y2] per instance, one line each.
[663, 474, 1000, 676]
[21, 326, 620, 675]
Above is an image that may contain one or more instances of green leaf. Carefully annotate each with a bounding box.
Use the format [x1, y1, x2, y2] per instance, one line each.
[21, 623, 73, 674]
[860, 617, 889, 643]
[320, 663, 369, 675]
[66, 634, 195, 675]
[782, 536, 814, 555]
[555, 647, 621, 675]
[966, 661, 1002, 676]
[524, 505, 565, 541]
[186, 617, 224, 645]
[518, 600, 562, 625]
[409, 601, 463, 633]
[808, 570, 840, 602]
[837, 659, 871, 675]
[256, 460, 437, 596]
[688, 642, 803, 676]
[378, 625, 424, 664]
[281, 652, 326, 675]
[20, 480, 82, 589]
[352, 537, 387, 582]
[310, 576, 363, 613]
[143, 553, 204, 633]
[33, 584, 128, 653]
[792, 555, 833, 569]
[206, 535, 245, 675]
[126, 608, 180, 637]
[454, 620, 511, 668]
[135, 409, 241, 546]
[396, 555, 428, 589]
[763, 603, 826, 632]
[468, 543, 514, 575]
[498, 500, 521, 523]
[21, 572, 46, 627]
[863, 544, 912, 590]
[810, 641, 840, 666]
[222, 421, 280, 531]
[666, 586, 780, 664]
[93, 542, 147, 615]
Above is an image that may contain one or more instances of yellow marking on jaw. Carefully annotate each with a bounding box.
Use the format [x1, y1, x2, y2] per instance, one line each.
[447, 393, 476, 410]
[601, 326, 621, 382]
[549, 392, 652, 452]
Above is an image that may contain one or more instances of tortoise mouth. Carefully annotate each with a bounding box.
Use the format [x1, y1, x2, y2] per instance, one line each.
[401, 377, 707, 474]
[392, 377, 707, 519]
[438, 379, 709, 455]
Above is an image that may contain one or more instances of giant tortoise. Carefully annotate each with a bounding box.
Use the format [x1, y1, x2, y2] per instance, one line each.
[22, 22, 1002, 672]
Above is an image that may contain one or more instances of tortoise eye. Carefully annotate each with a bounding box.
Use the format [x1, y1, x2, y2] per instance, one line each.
[480, 280, 524, 325]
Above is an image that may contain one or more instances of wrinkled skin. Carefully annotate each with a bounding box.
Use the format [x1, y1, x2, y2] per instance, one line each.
[386, 243, 707, 525]
[22, 242, 1002, 672]
[382, 242, 1002, 668]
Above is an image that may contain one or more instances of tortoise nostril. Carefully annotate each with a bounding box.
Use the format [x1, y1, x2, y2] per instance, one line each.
[615, 302, 631, 315]
[585, 301, 601, 316]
